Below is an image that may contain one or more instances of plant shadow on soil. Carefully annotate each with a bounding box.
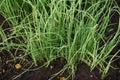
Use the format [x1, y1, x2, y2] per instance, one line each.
[0, 1, 120, 80]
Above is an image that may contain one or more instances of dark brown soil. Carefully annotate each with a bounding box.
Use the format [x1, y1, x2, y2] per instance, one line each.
[0, 50, 120, 80]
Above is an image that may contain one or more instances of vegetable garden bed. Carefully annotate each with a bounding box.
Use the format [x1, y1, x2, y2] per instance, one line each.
[0, 0, 120, 80]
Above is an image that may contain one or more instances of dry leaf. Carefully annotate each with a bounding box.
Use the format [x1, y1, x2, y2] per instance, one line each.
[15, 63, 21, 69]
[60, 77, 66, 80]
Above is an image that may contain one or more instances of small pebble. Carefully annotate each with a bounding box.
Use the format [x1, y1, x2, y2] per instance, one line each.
[3, 69, 5, 73]
[119, 70, 120, 73]
[50, 65, 53, 69]
[90, 75, 93, 78]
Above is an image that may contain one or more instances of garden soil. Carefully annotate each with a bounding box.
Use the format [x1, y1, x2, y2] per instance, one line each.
[0, 50, 120, 80]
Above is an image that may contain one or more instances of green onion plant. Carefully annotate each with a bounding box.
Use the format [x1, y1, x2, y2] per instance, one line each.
[0, 0, 120, 79]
